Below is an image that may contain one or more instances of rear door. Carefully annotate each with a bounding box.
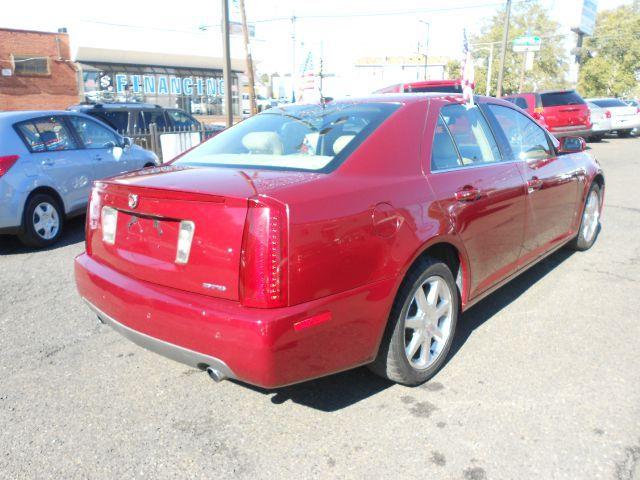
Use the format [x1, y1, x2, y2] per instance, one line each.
[484, 103, 581, 264]
[14, 115, 91, 213]
[426, 102, 527, 299]
[68, 116, 133, 177]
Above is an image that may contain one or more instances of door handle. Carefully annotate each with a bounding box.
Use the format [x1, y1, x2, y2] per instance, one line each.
[527, 177, 543, 193]
[455, 186, 481, 202]
[41, 159, 54, 166]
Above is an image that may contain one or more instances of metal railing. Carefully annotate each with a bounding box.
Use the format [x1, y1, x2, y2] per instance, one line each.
[117, 124, 221, 162]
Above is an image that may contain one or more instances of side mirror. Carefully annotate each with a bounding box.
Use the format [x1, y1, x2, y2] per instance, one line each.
[558, 136, 586, 154]
[122, 137, 132, 149]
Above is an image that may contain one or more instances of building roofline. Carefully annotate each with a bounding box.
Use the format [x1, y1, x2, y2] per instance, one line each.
[0, 27, 68, 36]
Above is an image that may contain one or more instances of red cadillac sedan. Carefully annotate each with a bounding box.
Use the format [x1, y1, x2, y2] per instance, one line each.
[75, 94, 604, 388]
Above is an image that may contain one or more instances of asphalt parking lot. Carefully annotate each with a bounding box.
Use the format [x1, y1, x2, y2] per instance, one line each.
[1, 136, 639, 480]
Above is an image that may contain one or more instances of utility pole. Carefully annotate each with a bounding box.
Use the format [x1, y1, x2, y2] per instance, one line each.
[486, 43, 494, 96]
[518, 51, 527, 92]
[496, 0, 512, 98]
[419, 21, 430, 81]
[291, 14, 297, 102]
[221, 0, 233, 127]
[239, 0, 257, 115]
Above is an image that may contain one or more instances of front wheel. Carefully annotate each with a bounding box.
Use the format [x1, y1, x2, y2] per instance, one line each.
[568, 183, 601, 251]
[369, 258, 459, 385]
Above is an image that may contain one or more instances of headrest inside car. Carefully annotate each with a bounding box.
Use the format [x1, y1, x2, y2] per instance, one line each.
[333, 135, 355, 155]
[242, 132, 284, 155]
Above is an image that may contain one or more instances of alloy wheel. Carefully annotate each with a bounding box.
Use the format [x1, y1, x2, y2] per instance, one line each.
[581, 190, 600, 244]
[404, 276, 453, 370]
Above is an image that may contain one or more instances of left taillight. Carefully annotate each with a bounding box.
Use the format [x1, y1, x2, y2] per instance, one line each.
[0, 155, 19, 177]
[605, 110, 612, 119]
[239, 195, 289, 308]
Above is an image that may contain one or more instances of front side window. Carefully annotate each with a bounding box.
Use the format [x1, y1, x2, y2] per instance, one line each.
[69, 117, 120, 150]
[440, 103, 501, 166]
[487, 104, 552, 161]
[174, 102, 399, 172]
[15, 117, 78, 152]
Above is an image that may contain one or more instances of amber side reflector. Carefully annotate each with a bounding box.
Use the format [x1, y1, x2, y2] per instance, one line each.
[294, 312, 332, 332]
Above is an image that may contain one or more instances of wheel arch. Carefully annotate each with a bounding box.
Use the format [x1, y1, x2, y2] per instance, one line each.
[23, 186, 66, 221]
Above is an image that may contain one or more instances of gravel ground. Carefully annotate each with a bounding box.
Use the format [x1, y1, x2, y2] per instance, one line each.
[1, 136, 639, 480]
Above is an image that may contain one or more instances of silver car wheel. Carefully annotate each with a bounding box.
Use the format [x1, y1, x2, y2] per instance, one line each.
[581, 189, 600, 243]
[404, 276, 453, 370]
[32, 202, 60, 240]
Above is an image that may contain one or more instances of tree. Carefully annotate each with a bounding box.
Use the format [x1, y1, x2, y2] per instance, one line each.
[471, 1, 569, 96]
[578, 6, 640, 97]
[444, 59, 461, 80]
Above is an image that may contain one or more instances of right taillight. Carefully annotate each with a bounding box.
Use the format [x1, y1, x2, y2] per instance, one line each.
[240, 195, 289, 308]
[0, 155, 19, 177]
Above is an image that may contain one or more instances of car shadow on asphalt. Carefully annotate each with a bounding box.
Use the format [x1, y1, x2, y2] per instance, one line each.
[238, 247, 574, 413]
[0, 215, 86, 255]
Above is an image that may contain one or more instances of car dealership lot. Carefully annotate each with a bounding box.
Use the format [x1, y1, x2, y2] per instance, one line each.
[1, 137, 639, 479]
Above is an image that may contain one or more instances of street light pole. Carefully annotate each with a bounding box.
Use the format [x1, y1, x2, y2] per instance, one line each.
[496, 0, 512, 98]
[221, 0, 233, 127]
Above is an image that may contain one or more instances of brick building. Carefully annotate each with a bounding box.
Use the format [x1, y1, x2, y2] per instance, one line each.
[0, 28, 79, 111]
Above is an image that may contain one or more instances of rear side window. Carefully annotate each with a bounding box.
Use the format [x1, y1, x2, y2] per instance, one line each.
[541, 91, 585, 107]
[15, 116, 78, 152]
[89, 111, 129, 132]
[487, 105, 552, 161]
[591, 99, 628, 108]
[440, 103, 501, 166]
[143, 110, 167, 130]
[431, 116, 462, 171]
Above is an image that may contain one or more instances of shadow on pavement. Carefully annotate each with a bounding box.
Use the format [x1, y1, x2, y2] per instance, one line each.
[241, 247, 574, 412]
[0, 215, 86, 255]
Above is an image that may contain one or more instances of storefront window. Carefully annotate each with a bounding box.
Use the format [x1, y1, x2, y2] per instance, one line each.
[81, 63, 239, 116]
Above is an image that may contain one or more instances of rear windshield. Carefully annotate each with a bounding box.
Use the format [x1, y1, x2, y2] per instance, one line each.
[590, 99, 628, 108]
[174, 102, 399, 172]
[541, 91, 585, 107]
[407, 85, 462, 94]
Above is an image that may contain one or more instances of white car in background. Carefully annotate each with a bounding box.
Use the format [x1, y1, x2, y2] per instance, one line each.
[586, 98, 640, 137]
[586, 102, 612, 142]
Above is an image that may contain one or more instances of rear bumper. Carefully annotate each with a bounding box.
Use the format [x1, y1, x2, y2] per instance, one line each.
[75, 253, 395, 388]
[549, 126, 593, 138]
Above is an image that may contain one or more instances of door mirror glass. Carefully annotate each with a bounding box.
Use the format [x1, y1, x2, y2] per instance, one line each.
[558, 136, 586, 154]
[122, 137, 132, 148]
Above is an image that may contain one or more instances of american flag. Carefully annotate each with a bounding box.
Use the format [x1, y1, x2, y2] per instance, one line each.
[462, 29, 475, 106]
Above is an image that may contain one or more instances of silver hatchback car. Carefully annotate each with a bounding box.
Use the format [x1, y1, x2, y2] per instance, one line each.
[0, 111, 158, 247]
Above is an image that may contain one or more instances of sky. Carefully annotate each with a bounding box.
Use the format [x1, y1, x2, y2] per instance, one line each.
[1, 0, 633, 77]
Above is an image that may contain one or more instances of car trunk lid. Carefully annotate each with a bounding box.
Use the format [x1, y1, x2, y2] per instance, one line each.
[87, 166, 256, 301]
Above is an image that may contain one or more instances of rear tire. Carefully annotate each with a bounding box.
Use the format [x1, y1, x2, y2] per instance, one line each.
[18, 193, 64, 248]
[588, 135, 604, 142]
[369, 258, 459, 385]
[568, 183, 601, 251]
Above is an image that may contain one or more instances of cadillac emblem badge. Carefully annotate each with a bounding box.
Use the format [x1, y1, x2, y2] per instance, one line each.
[128, 193, 139, 209]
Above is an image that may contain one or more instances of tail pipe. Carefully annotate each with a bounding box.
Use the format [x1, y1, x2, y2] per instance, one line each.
[206, 366, 227, 383]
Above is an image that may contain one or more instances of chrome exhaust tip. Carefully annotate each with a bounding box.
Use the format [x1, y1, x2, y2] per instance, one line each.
[206, 366, 227, 383]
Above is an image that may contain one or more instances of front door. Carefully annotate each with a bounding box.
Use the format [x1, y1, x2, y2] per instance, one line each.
[483, 103, 580, 265]
[68, 116, 132, 178]
[426, 103, 527, 300]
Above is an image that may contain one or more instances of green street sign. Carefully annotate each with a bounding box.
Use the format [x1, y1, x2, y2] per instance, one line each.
[513, 36, 542, 52]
